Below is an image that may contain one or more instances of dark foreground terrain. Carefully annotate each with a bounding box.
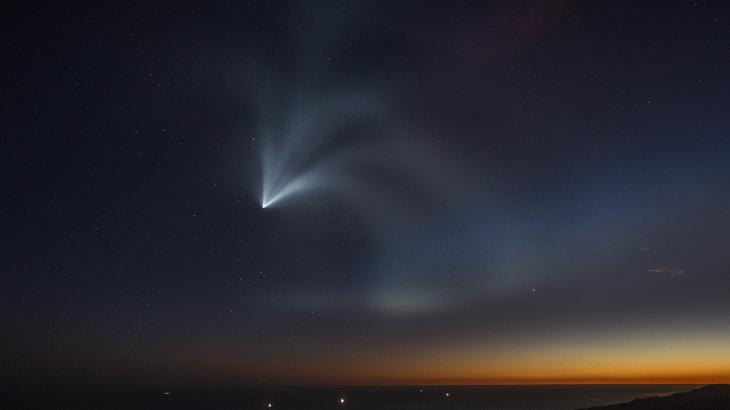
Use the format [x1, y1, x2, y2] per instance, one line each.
[1, 385, 697, 410]
[583, 384, 730, 409]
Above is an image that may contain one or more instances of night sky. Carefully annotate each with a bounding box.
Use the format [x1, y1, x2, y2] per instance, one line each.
[3, 1, 730, 388]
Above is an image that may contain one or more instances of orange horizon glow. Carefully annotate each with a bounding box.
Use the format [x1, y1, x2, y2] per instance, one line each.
[65, 320, 730, 388]
[294, 376, 730, 386]
[224, 329, 730, 387]
[229, 374, 730, 387]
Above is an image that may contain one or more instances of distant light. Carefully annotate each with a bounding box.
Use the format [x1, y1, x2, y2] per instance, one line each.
[267, 403, 272, 408]
[445, 392, 451, 397]
[162, 391, 171, 396]
[339, 397, 346, 404]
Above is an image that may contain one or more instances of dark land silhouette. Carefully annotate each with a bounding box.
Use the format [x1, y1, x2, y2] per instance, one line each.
[582, 384, 730, 410]
[0, 385, 699, 410]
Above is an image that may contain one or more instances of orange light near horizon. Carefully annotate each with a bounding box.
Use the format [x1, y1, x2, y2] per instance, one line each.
[197, 321, 730, 387]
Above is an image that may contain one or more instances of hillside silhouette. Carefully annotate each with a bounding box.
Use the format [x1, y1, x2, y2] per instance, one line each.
[581, 384, 730, 409]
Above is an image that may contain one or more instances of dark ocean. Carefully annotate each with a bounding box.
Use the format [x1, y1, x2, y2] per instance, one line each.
[4, 385, 697, 410]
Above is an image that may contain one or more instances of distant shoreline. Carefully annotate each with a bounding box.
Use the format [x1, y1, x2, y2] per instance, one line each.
[580, 384, 730, 409]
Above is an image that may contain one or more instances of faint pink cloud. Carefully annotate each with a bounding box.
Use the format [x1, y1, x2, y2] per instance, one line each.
[647, 268, 686, 278]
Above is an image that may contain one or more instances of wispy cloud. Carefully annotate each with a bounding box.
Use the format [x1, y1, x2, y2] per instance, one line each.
[647, 268, 686, 278]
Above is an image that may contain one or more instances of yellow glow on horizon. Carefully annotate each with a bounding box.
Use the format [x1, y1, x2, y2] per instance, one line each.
[171, 320, 730, 386]
[374, 338, 730, 385]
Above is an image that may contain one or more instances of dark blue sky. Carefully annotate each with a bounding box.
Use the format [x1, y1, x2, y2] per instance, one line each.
[3, 1, 730, 386]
